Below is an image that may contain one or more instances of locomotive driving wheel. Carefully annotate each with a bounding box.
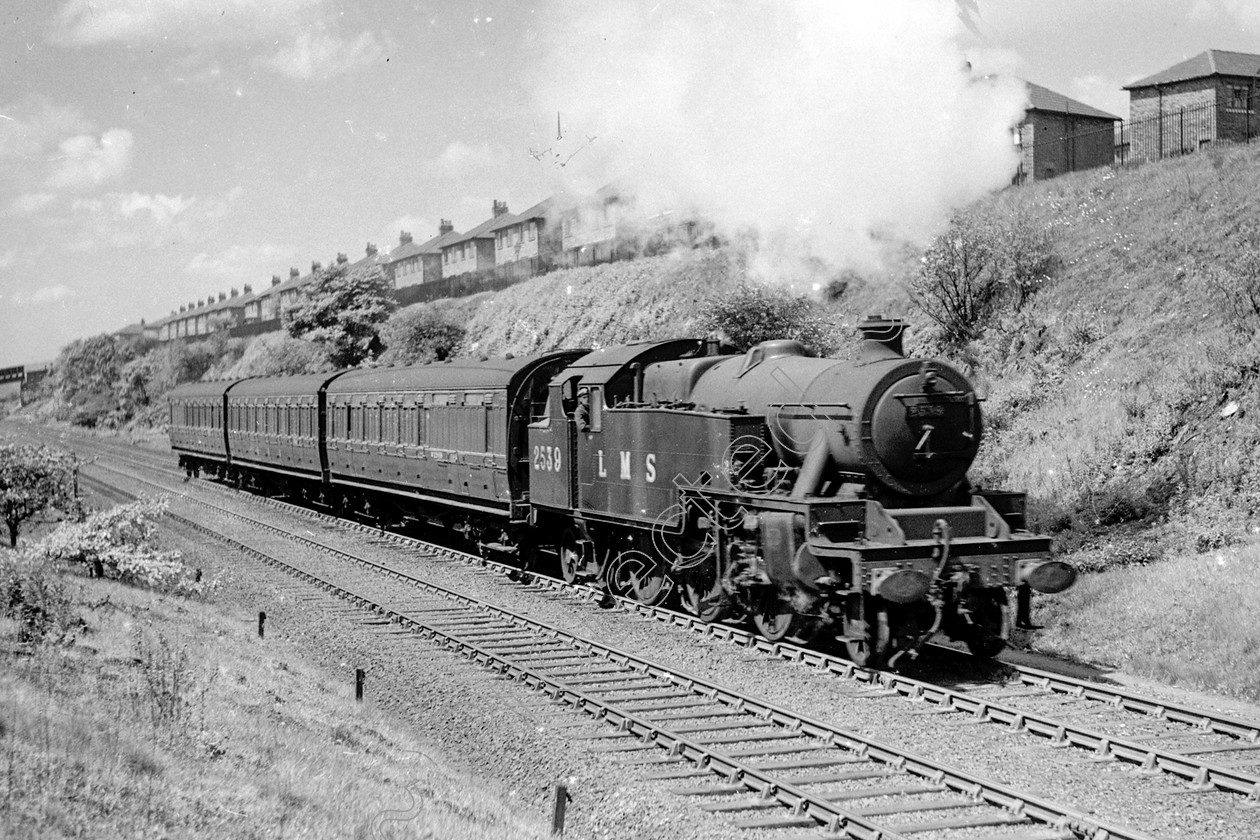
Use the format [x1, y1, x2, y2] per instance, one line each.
[843, 596, 891, 668]
[752, 588, 795, 642]
[680, 558, 729, 623]
[558, 530, 583, 584]
[619, 550, 673, 606]
[962, 588, 1011, 659]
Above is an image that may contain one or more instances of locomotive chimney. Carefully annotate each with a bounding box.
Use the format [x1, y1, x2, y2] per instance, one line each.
[857, 315, 906, 359]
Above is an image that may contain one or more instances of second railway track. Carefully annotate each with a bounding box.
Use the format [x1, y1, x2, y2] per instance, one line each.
[81, 456, 1164, 840]
[69, 437, 1260, 805]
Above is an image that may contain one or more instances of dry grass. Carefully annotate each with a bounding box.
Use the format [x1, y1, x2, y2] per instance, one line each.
[0, 567, 548, 839]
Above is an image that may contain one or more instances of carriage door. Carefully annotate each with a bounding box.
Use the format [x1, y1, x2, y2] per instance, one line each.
[526, 379, 578, 509]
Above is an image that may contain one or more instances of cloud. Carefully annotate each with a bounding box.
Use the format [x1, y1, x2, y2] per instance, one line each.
[9, 193, 57, 216]
[62, 187, 241, 251]
[378, 215, 438, 254]
[116, 192, 195, 227]
[419, 141, 499, 180]
[7, 284, 74, 307]
[0, 100, 92, 163]
[31, 285, 73, 305]
[183, 243, 293, 284]
[263, 29, 387, 79]
[45, 128, 134, 191]
[48, 0, 324, 47]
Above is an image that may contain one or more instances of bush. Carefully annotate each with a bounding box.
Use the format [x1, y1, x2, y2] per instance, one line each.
[215, 332, 331, 378]
[912, 209, 1056, 351]
[378, 304, 466, 365]
[115, 336, 237, 423]
[53, 332, 153, 427]
[0, 552, 79, 644]
[36, 498, 207, 597]
[699, 282, 837, 354]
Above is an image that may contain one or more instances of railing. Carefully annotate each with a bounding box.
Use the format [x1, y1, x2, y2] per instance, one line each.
[1016, 96, 1258, 183]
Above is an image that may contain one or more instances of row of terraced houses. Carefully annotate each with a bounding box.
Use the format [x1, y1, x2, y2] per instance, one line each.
[142, 184, 637, 344]
[130, 48, 1260, 344]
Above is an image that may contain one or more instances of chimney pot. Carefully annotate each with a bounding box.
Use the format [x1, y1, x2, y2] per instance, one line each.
[218, 292, 226, 302]
[243, 283, 252, 294]
[230, 288, 238, 298]
[366, 242, 377, 257]
[179, 305, 186, 313]
[492, 200, 509, 217]
[311, 261, 321, 273]
[336, 252, 348, 264]
[271, 276, 281, 287]
[291, 266, 301, 278]
[439, 218, 454, 234]
[400, 231, 413, 245]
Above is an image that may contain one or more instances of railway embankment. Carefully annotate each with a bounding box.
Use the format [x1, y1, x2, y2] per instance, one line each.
[0, 507, 549, 840]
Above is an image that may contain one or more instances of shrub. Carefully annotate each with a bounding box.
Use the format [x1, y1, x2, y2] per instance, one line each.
[700, 282, 837, 354]
[378, 304, 466, 365]
[0, 551, 79, 644]
[54, 332, 152, 427]
[215, 332, 331, 378]
[912, 209, 1056, 351]
[36, 497, 206, 597]
[133, 629, 216, 740]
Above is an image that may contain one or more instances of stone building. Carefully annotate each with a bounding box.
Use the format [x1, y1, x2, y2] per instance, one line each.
[1013, 81, 1120, 183]
[1123, 49, 1260, 162]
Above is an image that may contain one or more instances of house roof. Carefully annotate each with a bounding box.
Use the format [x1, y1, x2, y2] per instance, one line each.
[444, 214, 506, 248]
[1024, 80, 1120, 121]
[489, 198, 552, 233]
[390, 228, 464, 260]
[1125, 49, 1260, 90]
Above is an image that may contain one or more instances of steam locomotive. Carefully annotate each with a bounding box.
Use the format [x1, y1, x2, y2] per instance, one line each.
[169, 316, 1073, 667]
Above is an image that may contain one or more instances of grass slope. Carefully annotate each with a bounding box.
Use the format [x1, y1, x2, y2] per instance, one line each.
[0, 553, 547, 839]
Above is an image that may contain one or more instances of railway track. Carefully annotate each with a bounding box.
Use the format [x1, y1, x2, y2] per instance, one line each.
[80, 459, 1160, 840]
[71, 441, 1260, 807]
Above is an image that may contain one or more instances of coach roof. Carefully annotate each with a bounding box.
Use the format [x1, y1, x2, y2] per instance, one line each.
[325, 349, 587, 395]
[168, 379, 244, 400]
[228, 372, 346, 398]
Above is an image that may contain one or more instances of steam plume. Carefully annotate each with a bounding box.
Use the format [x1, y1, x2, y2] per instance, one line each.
[532, 1, 1025, 278]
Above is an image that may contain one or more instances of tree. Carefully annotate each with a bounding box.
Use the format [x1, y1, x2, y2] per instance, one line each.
[0, 443, 81, 548]
[284, 262, 397, 368]
[700, 282, 836, 355]
[379, 304, 466, 365]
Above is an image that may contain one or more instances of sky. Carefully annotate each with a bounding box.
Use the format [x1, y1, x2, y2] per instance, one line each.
[1, 0, 1258, 366]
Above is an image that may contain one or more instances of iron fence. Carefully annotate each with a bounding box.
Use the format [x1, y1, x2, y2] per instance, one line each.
[1017, 96, 1259, 183]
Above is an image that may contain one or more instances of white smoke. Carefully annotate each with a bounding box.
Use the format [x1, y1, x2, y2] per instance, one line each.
[531, 0, 1026, 280]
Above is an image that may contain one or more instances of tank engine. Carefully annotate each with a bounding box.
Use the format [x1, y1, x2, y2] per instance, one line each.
[525, 316, 1073, 666]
